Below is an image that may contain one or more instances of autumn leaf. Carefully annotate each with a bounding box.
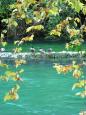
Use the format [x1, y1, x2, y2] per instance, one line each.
[15, 59, 26, 68]
[26, 25, 44, 32]
[22, 34, 34, 42]
[0, 61, 8, 68]
[72, 80, 86, 90]
[4, 84, 20, 101]
[74, 17, 80, 23]
[75, 90, 86, 98]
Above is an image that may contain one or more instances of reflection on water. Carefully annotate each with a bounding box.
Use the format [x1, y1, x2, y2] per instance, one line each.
[0, 61, 86, 115]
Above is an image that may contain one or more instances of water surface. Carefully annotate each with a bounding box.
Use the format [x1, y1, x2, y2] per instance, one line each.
[0, 61, 86, 115]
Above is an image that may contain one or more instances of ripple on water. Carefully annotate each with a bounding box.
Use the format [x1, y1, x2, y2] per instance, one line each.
[6, 102, 24, 108]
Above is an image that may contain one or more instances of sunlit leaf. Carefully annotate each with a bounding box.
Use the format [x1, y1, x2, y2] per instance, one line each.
[15, 59, 26, 68]
[26, 25, 44, 32]
[4, 84, 20, 101]
[1, 42, 7, 47]
[74, 17, 80, 23]
[22, 35, 34, 42]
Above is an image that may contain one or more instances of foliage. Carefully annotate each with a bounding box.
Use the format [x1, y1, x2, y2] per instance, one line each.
[4, 84, 20, 101]
[0, 0, 15, 16]
[54, 60, 86, 98]
[1, 0, 86, 42]
[0, 0, 86, 103]
[0, 58, 25, 101]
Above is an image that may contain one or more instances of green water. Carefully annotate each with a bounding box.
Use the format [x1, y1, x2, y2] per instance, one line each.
[3, 42, 86, 52]
[0, 61, 86, 115]
[4, 43, 65, 52]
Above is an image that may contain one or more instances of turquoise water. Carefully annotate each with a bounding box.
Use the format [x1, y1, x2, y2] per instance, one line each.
[4, 43, 65, 52]
[0, 61, 86, 115]
[3, 42, 86, 52]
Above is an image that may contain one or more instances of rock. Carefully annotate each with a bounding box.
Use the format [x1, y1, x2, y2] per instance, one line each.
[0, 51, 85, 61]
[30, 48, 35, 53]
[0, 48, 5, 52]
[48, 48, 53, 52]
[39, 48, 46, 54]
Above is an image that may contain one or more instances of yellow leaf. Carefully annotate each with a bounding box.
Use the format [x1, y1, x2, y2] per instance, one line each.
[49, 8, 58, 16]
[25, 18, 32, 24]
[4, 84, 20, 101]
[73, 69, 82, 78]
[22, 35, 34, 42]
[50, 30, 61, 37]
[0, 63, 8, 68]
[2, 42, 7, 47]
[14, 40, 20, 45]
[15, 59, 26, 68]
[26, 25, 44, 32]
[19, 69, 24, 73]
[74, 17, 80, 23]
[21, 13, 26, 19]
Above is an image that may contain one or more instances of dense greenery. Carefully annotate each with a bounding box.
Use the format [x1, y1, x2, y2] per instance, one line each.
[0, 0, 86, 42]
